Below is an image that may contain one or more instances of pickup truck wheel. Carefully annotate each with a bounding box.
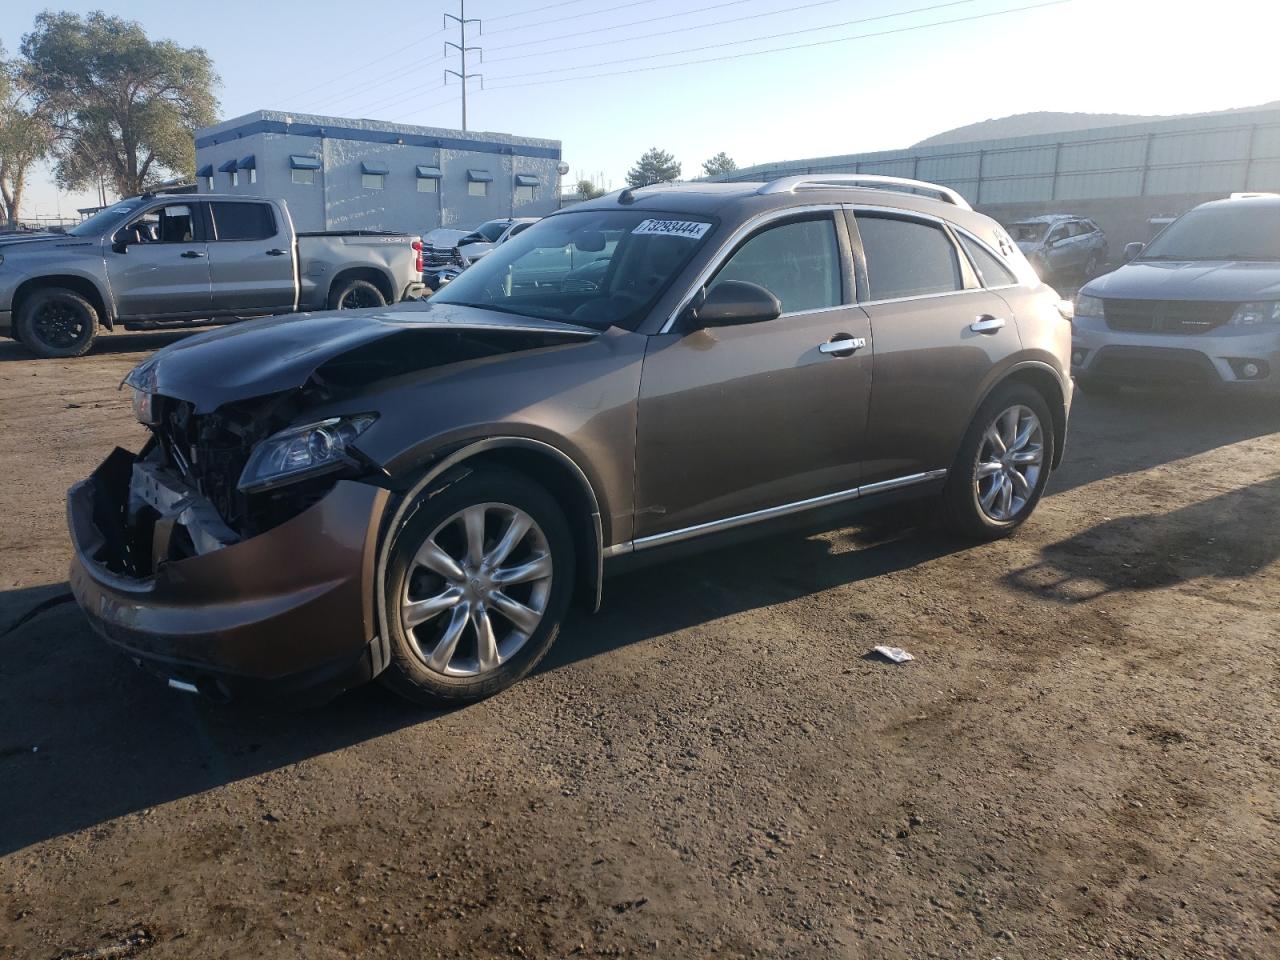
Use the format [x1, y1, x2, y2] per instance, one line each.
[329, 278, 386, 311]
[939, 383, 1054, 541]
[16, 288, 99, 358]
[380, 465, 575, 706]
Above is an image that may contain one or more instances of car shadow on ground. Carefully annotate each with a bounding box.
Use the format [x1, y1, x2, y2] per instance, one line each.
[1049, 387, 1280, 496]
[0, 329, 198, 362]
[0, 504, 956, 855]
[1008, 473, 1280, 603]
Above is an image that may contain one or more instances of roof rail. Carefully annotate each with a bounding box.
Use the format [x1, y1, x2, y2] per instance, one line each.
[1228, 191, 1280, 200]
[758, 174, 971, 209]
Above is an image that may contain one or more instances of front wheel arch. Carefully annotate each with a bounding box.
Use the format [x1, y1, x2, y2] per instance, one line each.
[369, 438, 605, 678]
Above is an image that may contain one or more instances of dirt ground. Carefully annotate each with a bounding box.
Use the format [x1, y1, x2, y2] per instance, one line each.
[1, 328, 1277, 960]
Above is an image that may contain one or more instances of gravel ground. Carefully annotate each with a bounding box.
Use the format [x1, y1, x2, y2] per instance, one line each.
[1, 329, 1277, 959]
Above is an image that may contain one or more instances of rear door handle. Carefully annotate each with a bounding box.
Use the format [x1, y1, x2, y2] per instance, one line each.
[970, 315, 1006, 333]
[180, 250, 205, 259]
[819, 336, 867, 356]
[265, 248, 287, 256]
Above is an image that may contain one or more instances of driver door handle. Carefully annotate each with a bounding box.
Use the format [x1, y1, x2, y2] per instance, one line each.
[180, 250, 205, 259]
[819, 335, 866, 356]
[265, 248, 287, 256]
[970, 315, 1006, 333]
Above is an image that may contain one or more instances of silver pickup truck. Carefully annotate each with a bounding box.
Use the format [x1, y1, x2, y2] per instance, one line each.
[0, 194, 425, 357]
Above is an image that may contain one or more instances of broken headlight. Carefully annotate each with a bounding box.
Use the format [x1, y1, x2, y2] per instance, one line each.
[237, 414, 377, 493]
[124, 358, 160, 425]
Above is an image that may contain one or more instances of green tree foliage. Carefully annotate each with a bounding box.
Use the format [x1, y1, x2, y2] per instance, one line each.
[0, 43, 54, 226]
[625, 147, 681, 188]
[576, 178, 605, 200]
[701, 152, 738, 177]
[21, 11, 219, 197]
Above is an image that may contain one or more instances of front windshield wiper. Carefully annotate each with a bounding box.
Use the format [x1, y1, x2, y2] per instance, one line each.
[441, 300, 547, 320]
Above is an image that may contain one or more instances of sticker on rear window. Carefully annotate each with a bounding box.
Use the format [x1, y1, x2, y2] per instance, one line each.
[631, 219, 711, 239]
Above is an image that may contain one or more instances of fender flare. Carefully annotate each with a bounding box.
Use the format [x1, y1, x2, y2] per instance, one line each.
[368, 436, 605, 676]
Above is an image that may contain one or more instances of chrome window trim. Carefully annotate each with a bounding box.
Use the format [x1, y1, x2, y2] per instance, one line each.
[660, 204, 850, 334]
[949, 223, 1022, 291]
[604, 468, 948, 557]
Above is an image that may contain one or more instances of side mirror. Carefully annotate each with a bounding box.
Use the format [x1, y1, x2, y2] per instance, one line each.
[1124, 241, 1145, 261]
[688, 280, 781, 329]
[111, 233, 130, 254]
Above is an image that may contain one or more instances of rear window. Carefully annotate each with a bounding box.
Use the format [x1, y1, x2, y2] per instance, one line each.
[857, 214, 963, 301]
[959, 234, 1017, 287]
[209, 202, 276, 241]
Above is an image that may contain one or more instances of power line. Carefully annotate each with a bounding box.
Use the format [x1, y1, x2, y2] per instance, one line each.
[485, 0, 759, 47]
[340, 80, 448, 120]
[487, 0, 975, 79]
[276, 29, 443, 104]
[482, 0, 1070, 90]
[301, 53, 447, 115]
[485, 0, 862, 65]
[484, 0, 659, 25]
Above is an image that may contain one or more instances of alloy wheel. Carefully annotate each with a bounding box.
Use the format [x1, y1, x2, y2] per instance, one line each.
[400, 502, 553, 677]
[341, 286, 381, 309]
[33, 301, 88, 349]
[973, 404, 1044, 522]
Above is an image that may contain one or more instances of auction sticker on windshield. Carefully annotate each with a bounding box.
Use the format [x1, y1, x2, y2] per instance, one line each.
[632, 219, 712, 239]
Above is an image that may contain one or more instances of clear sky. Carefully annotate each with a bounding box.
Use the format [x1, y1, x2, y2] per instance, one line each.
[5, 0, 1278, 219]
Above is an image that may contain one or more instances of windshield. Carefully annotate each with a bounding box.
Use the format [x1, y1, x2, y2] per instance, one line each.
[467, 220, 510, 243]
[1141, 204, 1280, 261]
[1010, 222, 1048, 243]
[68, 199, 146, 237]
[431, 210, 716, 331]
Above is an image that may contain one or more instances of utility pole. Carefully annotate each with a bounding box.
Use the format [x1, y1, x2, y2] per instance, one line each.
[443, 1, 482, 131]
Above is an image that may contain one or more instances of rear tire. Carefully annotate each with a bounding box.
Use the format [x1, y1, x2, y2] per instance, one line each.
[328, 278, 387, 311]
[940, 382, 1054, 541]
[16, 287, 99, 358]
[379, 465, 575, 706]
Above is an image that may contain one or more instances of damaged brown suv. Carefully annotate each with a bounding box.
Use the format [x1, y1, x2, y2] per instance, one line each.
[68, 175, 1072, 706]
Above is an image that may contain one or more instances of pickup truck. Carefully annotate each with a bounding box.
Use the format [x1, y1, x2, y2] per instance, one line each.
[0, 194, 425, 357]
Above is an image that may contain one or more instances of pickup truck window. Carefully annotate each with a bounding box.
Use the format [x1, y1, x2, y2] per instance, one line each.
[68, 199, 146, 237]
[208, 202, 276, 242]
[124, 204, 197, 244]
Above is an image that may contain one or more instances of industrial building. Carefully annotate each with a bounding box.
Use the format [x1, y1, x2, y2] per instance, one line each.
[194, 111, 563, 234]
[715, 104, 1280, 252]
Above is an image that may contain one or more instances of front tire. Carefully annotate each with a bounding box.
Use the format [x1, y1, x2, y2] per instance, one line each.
[940, 383, 1054, 540]
[16, 287, 99, 358]
[328, 278, 387, 311]
[380, 465, 575, 706]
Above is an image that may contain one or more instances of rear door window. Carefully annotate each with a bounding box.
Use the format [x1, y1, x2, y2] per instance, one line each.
[958, 234, 1017, 288]
[208, 202, 277, 241]
[856, 214, 963, 301]
[708, 215, 842, 314]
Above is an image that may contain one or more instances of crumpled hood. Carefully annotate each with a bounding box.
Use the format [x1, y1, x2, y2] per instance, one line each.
[133, 300, 599, 412]
[1016, 239, 1043, 255]
[1083, 259, 1280, 302]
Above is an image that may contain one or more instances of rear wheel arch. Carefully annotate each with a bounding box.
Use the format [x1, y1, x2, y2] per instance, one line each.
[966, 362, 1067, 470]
[327, 266, 395, 306]
[371, 437, 605, 677]
[12, 275, 113, 330]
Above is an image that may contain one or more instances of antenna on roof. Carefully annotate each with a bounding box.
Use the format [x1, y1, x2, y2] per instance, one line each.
[618, 188, 636, 205]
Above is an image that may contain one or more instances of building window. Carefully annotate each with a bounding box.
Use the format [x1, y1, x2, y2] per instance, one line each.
[417, 177, 437, 193]
[249, 168, 257, 185]
[204, 176, 214, 190]
[292, 168, 315, 185]
[230, 170, 239, 187]
[515, 184, 535, 202]
[362, 173, 385, 190]
[468, 180, 487, 197]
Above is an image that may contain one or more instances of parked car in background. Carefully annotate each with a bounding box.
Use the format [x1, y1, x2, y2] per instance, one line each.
[68, 174, 1071, 708]
[0, 195, 424, 358]
[1008, 214, 1107, 283]
[456, 217, 541, 267]
[421, 227, 471, 290]
[1072, 193, 1280, 394]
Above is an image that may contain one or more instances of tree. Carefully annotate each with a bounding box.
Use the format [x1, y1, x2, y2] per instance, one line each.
[21, 11, 219, 198]
[0, 44, 53, 227]
[625, 147, 680, 188]
[575, 178, 604, 200]
[701, 152, 738, 177]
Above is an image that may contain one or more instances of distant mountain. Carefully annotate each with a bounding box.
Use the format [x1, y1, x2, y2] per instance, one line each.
[913, 101, 1280, 148]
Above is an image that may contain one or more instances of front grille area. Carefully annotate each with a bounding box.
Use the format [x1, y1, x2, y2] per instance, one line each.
[1104, 299, 1237, 335]
[154, 397, 254, 529]
[423, 247, 462, 268]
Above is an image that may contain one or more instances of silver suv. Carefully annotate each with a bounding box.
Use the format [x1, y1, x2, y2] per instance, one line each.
[1072, 194, 1280, 394]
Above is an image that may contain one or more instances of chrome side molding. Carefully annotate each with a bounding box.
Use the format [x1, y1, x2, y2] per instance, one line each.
[604, 469, 949, 557]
